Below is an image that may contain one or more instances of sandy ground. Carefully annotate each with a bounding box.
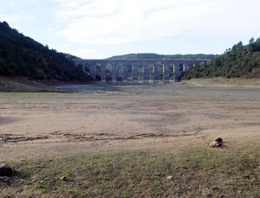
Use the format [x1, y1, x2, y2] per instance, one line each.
[0, 81, 260, 161]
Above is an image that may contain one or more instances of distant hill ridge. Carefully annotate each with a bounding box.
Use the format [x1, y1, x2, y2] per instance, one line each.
[1, 20, 258, 81]
[108, 53, 216, 60]
[0, 21, 88, 81]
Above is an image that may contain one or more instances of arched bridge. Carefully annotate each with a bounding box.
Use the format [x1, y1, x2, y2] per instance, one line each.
[72, 59, 207, 83]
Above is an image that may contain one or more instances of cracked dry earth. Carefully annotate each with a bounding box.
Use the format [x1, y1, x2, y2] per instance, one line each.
[0, 82, 260, 161]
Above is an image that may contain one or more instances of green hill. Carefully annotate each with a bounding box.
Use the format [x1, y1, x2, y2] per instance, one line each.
[0, 21, 89, 81]
[108, 53, 216, 60]
[183, 38, 260, 79]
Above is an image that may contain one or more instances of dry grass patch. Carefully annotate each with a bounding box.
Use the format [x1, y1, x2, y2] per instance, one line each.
[1, 143, 260, 198]
[185, 77, 260, 86]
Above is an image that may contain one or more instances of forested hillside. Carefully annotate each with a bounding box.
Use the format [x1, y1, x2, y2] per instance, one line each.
[183, 38, 260, 79]
[0, 21, 89, 81]
[108, 53, 216, 60]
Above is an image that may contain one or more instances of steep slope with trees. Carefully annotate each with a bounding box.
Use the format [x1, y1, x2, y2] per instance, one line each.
[183, 38, 260, 79]
[0, 21, 88, 81]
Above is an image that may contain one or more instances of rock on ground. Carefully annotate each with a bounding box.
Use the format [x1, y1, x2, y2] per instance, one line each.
[0, 164, 14, 177]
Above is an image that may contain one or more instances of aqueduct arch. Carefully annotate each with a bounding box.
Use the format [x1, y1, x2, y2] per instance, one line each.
[72, 59, 207, 83]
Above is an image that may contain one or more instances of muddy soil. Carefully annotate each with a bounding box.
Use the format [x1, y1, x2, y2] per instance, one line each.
[0, 81, 260, 161]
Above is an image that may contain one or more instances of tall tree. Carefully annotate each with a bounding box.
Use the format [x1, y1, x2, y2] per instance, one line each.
[249, 37, 255, 44]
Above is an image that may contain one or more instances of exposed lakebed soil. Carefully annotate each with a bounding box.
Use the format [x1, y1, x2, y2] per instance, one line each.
[0, 80, 260, 161]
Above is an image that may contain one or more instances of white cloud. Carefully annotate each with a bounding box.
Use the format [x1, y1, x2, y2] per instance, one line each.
[0, 0, 43, 26]
[53, 0, 212, 45]
[52, 0, 260, 46]
[73, 49, 98, 57]
[2, 0, 260, 59]
[18, 0, 39, 3]
[0, 13, 36, 24]
[8, 2, 14, 7]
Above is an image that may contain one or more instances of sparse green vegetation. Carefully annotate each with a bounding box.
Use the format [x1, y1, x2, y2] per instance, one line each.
[183, 38, 260, 79]
[3, 145, 260, 197]
[23, 179, 32, 185]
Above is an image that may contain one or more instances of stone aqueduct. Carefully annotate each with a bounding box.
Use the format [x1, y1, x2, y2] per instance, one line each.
[72, 59, 207, 83]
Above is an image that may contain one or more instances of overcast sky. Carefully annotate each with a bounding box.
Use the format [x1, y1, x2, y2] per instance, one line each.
[1, 0, 260, 58]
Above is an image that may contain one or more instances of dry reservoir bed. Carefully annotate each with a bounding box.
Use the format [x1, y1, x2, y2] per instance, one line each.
[0, 82, 260, 161]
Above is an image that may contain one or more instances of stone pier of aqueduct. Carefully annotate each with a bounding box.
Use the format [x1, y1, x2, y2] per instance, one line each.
[72, 59, 207, 83]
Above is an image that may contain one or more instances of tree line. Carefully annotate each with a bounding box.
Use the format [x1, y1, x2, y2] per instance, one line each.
[182, 38, 260, 79]
[108, 53, 216, 60]
[0, 21, 89, 81]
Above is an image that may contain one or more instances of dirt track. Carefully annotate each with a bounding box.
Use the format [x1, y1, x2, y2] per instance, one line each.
[0, 82, 260, 161]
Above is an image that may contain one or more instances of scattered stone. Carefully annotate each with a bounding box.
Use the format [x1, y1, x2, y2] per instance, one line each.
[0, 137, 3, 141]
[167, 175, 174, 180]
[210, 137, 223, 147]
[154, 172, 162, 176]
[210, 140, 220, 147]
[0, 176, 12, 183]
[215, 137, 223, 144]
[202, 188, 212, 196]
[60, 176, 67, 181]
[0, 164, 14, 177]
